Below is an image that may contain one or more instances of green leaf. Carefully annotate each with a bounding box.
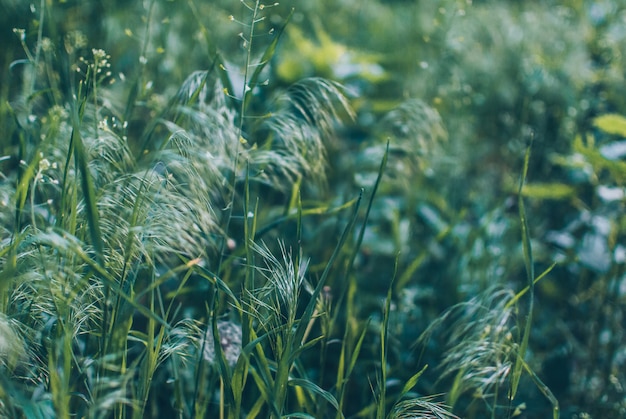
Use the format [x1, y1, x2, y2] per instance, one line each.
[574, 134, 626, 183]
[70, 99, 104, 265]
[288, 378, 342, 415]
[397, 365, 428, 400]
[521, 183, 576, 200]
[593, 114, 626, 137]
[346, 319, 370, 378]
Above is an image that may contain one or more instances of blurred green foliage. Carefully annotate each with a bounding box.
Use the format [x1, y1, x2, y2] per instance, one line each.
[2, 0, 626, 418]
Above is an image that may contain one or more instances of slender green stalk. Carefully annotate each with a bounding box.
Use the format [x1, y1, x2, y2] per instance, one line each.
[509, 140, 533, 401]
[376, 257, 397, 419]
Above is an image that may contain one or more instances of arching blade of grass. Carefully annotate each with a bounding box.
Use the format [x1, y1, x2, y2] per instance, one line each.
[396, 364, 428, 402]
[509, 141, 533, 401]
[331, 141, 389, 332]
[347, 140, 389, 274]
[520, 357, 560, 419]
[287, 378, 342, 416]
[505, 262, 557, 310]
[70, 96, 104, 265]
[255, 196, 360, 239]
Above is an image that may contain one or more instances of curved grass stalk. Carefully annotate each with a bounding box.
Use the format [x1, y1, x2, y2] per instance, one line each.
[509, 137, 533, 402]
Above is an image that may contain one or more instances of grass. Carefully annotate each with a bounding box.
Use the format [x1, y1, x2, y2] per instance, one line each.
[2, 0, 625, 418]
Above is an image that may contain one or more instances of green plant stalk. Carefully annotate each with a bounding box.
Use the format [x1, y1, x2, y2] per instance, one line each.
[509, 142, 533, 401]
[230, 163, 257, 418]
[243, 7, 294, 113]
[70, 72, 105, 265]
[186, 0, 234, 109]
[135, 281, 159, 419]
[1, 116, 45, 309]
[108, 172, 151, 379]
[377, 256, 398, 419]
[335, 301, 368, 418]
[521, 357, 560, 419]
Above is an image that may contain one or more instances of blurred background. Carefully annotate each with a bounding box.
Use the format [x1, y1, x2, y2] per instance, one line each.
[2, 0, 626, 417]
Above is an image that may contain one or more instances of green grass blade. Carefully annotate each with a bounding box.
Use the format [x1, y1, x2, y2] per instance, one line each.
[70, 99, 104, 265]
[509, 141, 534, 401]
[346, 319, 370, 379]
[255, 196, 360, 239]
[397, 364, 428, 401]
[377, 254, 399, 419]
[287, 336, 324, 365]
[348, 140, 389, 275]
[521, 358, 560, 419]
[505, 262, 557, 310]
[336, 142, 389, 417]
[288, 378, 343, 417]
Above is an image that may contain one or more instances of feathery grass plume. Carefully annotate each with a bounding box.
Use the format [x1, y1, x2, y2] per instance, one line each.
[4, 234, 141, 418]
[352, 99, 445, 192]
[417, 287, 519, 411]
[378, 99, 447, 183]
[246, 240, 309, 338]
[259, 77, 355, 189]
[0, 314, 26, 372]
[238, 237, 347, 418]
[157, 318, 213, 416]
[377, 99, 447, 156]
[161, 318, 242, 378]
[163, 73, 355, 197]
[389, 396, 459, 419]
[0, 312, 53, 417]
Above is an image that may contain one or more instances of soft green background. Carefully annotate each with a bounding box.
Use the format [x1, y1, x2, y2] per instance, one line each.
[2, 0, 626, 417]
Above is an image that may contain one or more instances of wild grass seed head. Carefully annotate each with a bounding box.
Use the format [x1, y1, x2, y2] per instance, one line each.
[244, 240, 311, 353]
[418, 287, 519, 402]
[389, 395, 459, 419]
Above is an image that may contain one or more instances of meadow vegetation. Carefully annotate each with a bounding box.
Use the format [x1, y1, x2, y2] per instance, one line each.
[1, 0, 626, 418]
